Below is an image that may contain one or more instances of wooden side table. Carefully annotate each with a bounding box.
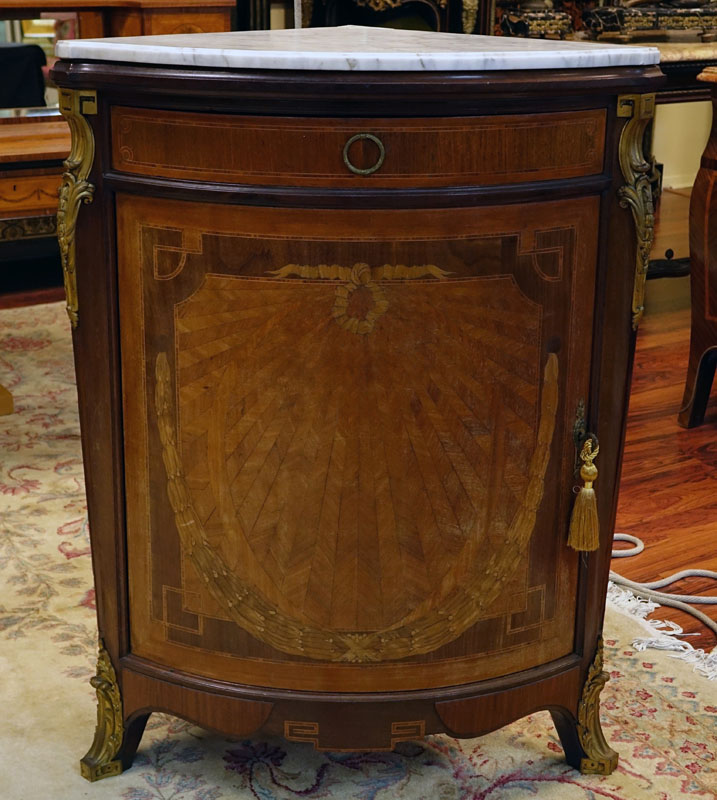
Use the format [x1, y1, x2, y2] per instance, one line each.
[0, 108, 69, 271]
[679, 68, 717, 428]
[0, 0, 234, 39]
[0, 109, 69, 216]
[0, 109, 70, 413]
[0, 106, 70, 293]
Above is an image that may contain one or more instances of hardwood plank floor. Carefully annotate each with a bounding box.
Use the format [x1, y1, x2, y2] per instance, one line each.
[614, 242, 717, 650]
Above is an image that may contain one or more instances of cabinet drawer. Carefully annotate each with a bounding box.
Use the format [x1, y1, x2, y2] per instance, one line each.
[0, 173, 61, 216]
[112, 106, 606, 188]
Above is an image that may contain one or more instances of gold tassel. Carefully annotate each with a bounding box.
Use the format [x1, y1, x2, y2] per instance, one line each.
[568, 438, 600, 552]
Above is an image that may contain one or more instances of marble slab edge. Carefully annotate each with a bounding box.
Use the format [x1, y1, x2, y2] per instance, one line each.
[55, 40, 660, 72]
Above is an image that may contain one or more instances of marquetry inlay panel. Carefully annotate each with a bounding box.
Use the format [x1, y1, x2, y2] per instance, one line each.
[111, 107, 606, 188]
[119, 194, 597, 692]
[283, 719, 428, 751]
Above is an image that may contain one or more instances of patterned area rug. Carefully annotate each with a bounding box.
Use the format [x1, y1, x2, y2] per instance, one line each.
[1, 301, 716, 800]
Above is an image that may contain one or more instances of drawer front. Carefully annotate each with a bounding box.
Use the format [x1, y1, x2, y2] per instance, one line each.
[112, 106, 606, 188]
[119, 192, 598, 692]
[0, 173, 61, 217]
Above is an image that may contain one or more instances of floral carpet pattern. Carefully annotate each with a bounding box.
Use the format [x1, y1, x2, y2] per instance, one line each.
[1, 301, 716, 799]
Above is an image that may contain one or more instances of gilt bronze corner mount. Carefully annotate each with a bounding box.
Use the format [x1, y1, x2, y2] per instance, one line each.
[80, 639, 125, 782]
[617, 93, 656, 332]
[57, 88, 97, 330]
[577, 636, 619, 775]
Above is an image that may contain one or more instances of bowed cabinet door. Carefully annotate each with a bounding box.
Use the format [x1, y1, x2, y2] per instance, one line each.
[117, 192, 598, 693]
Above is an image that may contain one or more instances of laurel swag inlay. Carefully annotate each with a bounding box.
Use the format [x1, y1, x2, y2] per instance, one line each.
[155, 290, 559, 662]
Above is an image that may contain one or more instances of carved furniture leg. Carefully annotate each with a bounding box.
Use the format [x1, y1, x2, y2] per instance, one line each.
[678, 74, 717, 428]
[678, 344, 717, 428]
[80, 641, 149, 781]
[550, 637, 618, 775]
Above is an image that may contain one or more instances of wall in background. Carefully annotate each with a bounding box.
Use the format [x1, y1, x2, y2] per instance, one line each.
[270, 0, 294, 28]
[653, 100, 711, 189]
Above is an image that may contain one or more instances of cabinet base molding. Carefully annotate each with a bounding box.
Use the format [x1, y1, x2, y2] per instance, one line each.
[79, 652, 616, 775]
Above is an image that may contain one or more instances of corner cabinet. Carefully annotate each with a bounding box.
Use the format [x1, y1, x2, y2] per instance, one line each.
[51, 56, 663, 781]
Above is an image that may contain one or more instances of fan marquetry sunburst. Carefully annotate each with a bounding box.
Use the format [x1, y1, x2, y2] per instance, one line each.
[154, 263, 558, 663]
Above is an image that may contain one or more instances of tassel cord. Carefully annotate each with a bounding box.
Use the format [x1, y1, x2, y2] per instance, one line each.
[609, 573, 717, 637]
[567, 437, 600, 552]
[610, 534, 717, 637]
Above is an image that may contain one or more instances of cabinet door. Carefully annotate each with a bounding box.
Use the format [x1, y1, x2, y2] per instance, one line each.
[118, 193, 597, 692]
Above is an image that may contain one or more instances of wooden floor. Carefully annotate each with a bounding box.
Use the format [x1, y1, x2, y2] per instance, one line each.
[613, 188, 717, 651]
[1, 189, 715, 652]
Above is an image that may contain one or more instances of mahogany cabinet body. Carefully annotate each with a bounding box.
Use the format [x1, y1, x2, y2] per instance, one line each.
[51, 60, 663, 778]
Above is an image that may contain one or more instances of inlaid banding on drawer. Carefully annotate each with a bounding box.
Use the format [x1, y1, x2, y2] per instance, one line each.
[0, 173, 62, 215]
[111, 107, 606, 188]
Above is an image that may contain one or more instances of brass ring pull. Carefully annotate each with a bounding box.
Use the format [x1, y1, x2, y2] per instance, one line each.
[342, 133, 385, 176]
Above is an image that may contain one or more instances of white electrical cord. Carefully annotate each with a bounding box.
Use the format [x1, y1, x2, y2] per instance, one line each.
[610, 532, 717, 637]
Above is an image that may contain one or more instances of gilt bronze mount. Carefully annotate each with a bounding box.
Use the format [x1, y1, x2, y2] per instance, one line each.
[617, 92, 656, 331]
[577, 636, 619, 775]
[80, 640, 125, 782]
[57, 88, 97, 330]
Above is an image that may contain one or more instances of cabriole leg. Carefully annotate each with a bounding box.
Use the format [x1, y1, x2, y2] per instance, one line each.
[678, 347, 717, 429]
[550, 637, 618, 775]
[80, 640, 149, 781]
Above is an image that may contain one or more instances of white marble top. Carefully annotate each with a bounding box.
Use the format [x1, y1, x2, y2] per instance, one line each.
[55, 25, 660, 72]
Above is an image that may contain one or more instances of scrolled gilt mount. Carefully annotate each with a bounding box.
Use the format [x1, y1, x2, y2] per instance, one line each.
[577, 636, 619, 775]
[617, 92, 656, 331]
[58, 88, 98, 330]
[80, 639, 125, 781]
